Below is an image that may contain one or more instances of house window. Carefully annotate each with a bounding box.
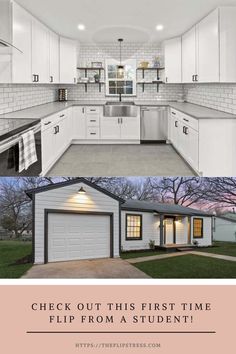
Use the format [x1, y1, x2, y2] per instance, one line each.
[105, 59, 137, 96]
[126, 214, 142, 240]
[193, 218, 203, 238]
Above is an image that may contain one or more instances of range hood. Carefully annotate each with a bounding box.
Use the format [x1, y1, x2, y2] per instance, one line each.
[0, 38, 23, 53]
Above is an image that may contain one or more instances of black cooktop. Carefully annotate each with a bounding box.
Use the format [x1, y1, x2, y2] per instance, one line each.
[0, 118, 40, 143]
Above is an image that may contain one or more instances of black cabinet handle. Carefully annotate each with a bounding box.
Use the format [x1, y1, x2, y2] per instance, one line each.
[32, 74, 37, 82]
[90, 109, 96, 112]
[90, 120, 96, 122]
[82, 108, 85, 114]
[36, 75, 39, 82]
[90, 132, 96, 135]
[50, 76, 53, 83]
[185, 127, 189, 135]
[183, 118, 189, 122]
[60, 114, 65, 118]
[44, 121, 52, 126]
[183, 126, 186, 134]
[195, 75, 198, 82]
[57, 125, 60, 133]
[166, 77, 168, 83]
[171, 111, 176, 115]
[192, 75, 195, 82]
[54, 126, 57, 134]
[175, 121, 178, 128]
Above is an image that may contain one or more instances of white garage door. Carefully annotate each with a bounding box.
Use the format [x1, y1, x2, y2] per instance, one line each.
[48, 213, 111, 262]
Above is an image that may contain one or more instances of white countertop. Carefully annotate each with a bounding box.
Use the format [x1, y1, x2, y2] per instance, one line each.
[0, 100, 235, 120]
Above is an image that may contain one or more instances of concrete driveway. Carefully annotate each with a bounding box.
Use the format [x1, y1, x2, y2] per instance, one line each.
[22, 258, 150, 279]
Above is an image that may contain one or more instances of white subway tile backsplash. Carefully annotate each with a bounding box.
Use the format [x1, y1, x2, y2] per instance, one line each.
[184, 83, 236, 114]
[0, 84, 58, 115]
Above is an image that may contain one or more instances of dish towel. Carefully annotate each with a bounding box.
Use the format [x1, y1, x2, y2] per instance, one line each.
[18, 130, 38, 172]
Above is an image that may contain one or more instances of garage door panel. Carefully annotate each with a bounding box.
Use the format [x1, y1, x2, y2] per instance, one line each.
[48, 213, 111, 262]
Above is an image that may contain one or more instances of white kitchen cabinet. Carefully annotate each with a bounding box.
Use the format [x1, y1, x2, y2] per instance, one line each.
[32, 18, 49, 83]
[72, 106, 86, 140]
[59, 37, 77, 84]
[41, 108, 72, 174]
[220, 7, 236, 82]
[169, 113, 180, 149]
[101, 117, 121, 140]
[198, 8, 219, 83]
[12, 1, 32, 83]
[182, 26, 197, 83]
[120, 117, 140, 140]
[164, 37, 182, 83]
[49, 30, 59, 83]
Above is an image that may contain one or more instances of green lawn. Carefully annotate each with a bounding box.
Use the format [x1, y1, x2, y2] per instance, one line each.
[121, 250, 166, 259]
[0, 241, 32, 278]
[198, 241, 236, 257]
[135, 254, 236, 278]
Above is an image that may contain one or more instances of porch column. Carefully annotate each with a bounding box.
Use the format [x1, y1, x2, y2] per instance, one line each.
[160, 214, 164, 246]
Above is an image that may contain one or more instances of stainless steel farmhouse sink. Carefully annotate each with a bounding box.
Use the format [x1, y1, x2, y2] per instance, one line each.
[104, 102, 138, 117]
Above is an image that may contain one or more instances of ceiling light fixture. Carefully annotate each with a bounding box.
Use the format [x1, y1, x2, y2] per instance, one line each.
[78, 24, 85, 31]
[156, 24, 164, 31]
[118, 38, 124, 76]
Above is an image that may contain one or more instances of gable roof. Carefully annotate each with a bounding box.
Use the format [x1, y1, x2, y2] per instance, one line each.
[122, 200, 213, 216]
[25, 178, 124, 203]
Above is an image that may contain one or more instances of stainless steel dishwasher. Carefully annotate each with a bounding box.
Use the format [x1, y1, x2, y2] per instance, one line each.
[141, 106, 168, 143]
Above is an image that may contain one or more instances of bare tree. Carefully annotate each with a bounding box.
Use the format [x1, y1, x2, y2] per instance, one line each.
[148, 177, 210, 207]
[201, 177, 236, 208]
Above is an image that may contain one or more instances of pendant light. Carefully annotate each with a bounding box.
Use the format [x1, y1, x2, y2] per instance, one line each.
[118, 38, 124, 76]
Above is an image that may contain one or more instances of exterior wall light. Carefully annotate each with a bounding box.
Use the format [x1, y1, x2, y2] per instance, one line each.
[78, 187, 86, 195]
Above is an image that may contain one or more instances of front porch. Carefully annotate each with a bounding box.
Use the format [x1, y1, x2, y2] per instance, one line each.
[158, 214, 192, 249]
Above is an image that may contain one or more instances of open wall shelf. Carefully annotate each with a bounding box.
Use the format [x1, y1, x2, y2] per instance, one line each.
[136, 67, 165, 92]
[77, 67, 105, 92]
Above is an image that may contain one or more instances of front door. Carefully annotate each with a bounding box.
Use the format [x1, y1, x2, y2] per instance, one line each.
[165, 218, 174, 245]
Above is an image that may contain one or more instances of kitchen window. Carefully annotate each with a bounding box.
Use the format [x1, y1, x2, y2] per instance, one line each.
[193, 218, 203, 238]
[105, 59, 136, 96]
[126, 214, 142, 240]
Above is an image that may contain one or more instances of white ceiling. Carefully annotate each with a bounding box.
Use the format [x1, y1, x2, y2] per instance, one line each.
[16, 0, 236, 43]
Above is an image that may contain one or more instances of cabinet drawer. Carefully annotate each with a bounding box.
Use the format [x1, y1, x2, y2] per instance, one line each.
[86, 106, 101, 115]
[180, 113, 198, 131]
[87, 127, 100, 139]
[86, 115, 100, 127]
[170, 108, 181, 119]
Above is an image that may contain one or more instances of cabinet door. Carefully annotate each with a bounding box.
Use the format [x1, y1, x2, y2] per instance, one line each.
[12, 2, 32, 83]
[101, 117, 120, 140]
[219, 7, 236, 82]
[165, 37, 182, 83]
[49, 31, 59, 83]
[32, 19, 49, 83]
[59, 37, 77, 84]
[42, 125, 57, 173]
[73, 107, 86, 139]
[184, 126, 199, 170]
[198, 8, 219, 82]
[169, 114, 180, 148]
[120, 117, 140, 140]
[182, 26, 197, 83]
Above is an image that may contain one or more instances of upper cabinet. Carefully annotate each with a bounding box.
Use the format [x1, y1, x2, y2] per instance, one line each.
[197, 8, 219, 83]
[49, 30, 59, 83]
[182, 26, 197, 83]
[32, 18, 49, 83]
[12, 1, 32, 83]
[59, 37, 77, 84]
[164, 37, 182, 83]
[219, 7, 236, 82]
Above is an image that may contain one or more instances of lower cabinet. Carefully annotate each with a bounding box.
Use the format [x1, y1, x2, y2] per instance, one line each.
[101, 116, 140, 140]
[169, 109, 199, 172]
[41, 108, 72, 173]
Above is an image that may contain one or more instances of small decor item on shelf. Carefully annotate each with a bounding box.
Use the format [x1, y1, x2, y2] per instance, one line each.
[153, 56, 161, 68]
[139, 61, 149, 68]
[88, 76, 95, 83]
[58, 88, 68, 102]
[94, 73, 100, 83]
[91, 61, 103, 68]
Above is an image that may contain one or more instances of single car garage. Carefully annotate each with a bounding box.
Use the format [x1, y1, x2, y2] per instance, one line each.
[26, 178, 122, 264]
